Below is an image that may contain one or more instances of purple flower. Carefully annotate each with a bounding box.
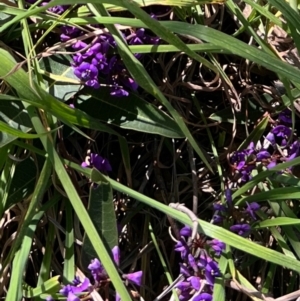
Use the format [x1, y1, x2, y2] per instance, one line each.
[59, 278, 90, 301]
[278, 109, 292, 124]
[212, 214, 223, 224]
[88, 258, 107, 281]
[122, 77, 138, 91]
[267, 125, 292, 146]
[244, 202, 260, 220]
[240, 166, 254, 182]
[60, 26, 81, 42]
[110, 86, 129, 97]
[265, 132, 275, 145]
[92, 53, 108, 71]
[288, 141, 300, 161]
[230, 151, 246, 170]
[74, 62, 100, 88]
[175, 281, 191, 291]
[72, 41, 88, 50]
[230, 223, 251, 236]
[188, 276, 201, 290]
[205, 259, 220, 285]
[193, 293, 212, 301]
[256, 150, 271, 161]
[207, 239, 225, 256]
[81, 153, 112, 173]
[180, 226, 192, 237]
[123, 271, 143, 286]
[174, 240, 189, 258]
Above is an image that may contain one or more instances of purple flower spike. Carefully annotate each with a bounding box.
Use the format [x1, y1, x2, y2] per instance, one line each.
[124, 271, 143, 286]
[207, 239, 225, 256]
[245, 202, 260, 220]
[180, 226, 192, 237]
[115, 293, 121, 301]
[193, 293, 212, 301]
[205, 260, 220, 285]
[271, 125, 292, 146]
[112, 246, 120, 266]
[230, 223, 251, 236]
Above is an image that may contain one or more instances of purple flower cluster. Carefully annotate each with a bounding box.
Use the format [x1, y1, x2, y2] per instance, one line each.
[47, 246, 143, 301]
[66, 26, 158, 96]
[27, 1, 159, 97]
[173, 226, 225, 301]
[213, 189, 260, 237]
[230, 109, 300, 182]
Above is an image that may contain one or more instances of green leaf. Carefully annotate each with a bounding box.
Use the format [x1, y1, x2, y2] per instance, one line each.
[39, 54, 82, 101]
[6, 155, 42, 210]
[81, 168, 118, 270]
[254, 217, 300, 229]
[23, 276, 60, 298]
[78, 88, 184, 138]
[0, 99, 32, 147]
[236, 187, 300, 206]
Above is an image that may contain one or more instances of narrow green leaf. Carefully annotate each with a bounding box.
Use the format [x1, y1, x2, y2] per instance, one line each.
[39, 54, 82, 101]
[254, 217, 300, 229]
[0, 99, 32, 147]
[23, 276, 60, 298]
[236, 187, 300, 206]
[63, 200, 75, 283]
[78, 88, 184, 138]
[81, 168, 118, 268]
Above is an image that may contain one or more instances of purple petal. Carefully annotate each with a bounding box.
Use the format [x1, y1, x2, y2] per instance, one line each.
[256, 150, 271, 161]
[175, 281, 191, 291]
[180, 226, 192, 237]
[124, 271, 143, 286]
[112, 246, 120, 266]
[188, 254, 198, 272]
[67, 292, 80, 301]
[193, 293, 212, 301]
[266, 132, 275, 144]
[188, 276, 201, 290]
[230, 223, 251, 236]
